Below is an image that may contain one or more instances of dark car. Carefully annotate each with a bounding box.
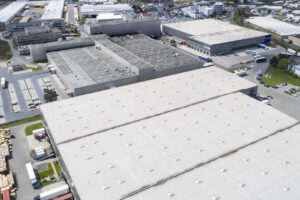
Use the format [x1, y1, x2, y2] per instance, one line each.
[273, 85, 279, 89]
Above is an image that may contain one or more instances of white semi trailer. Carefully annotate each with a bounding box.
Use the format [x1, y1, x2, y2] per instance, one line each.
[39, 184, 69, 200]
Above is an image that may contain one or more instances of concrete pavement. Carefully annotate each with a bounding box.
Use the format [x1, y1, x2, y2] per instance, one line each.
[9, 121, 43, 200]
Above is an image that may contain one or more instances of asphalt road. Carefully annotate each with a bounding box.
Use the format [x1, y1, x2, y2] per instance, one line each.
[9, 121, 43, 200]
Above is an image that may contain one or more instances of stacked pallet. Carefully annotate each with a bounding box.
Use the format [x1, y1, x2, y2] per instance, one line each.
[0, 129, 16, 198]
[0, 171, 16, 197]
[0, 158, 6, 174]
[0, 129, 12, 158]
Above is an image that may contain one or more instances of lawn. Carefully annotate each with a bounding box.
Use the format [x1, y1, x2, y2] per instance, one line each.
[0, 115, 42, 129]
[0, 40, 12, 60]
[21, 64, 42, 71]
[53, 161, 62, 177]
[262, 66, 300, 87]
[25, 122, 43, 136]
[38, 163, 54, 179]
[41, 179, 57, 187]
[228, 66, 247, 73]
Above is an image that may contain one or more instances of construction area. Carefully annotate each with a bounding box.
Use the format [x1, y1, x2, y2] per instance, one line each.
[32, 34, 203, 96]
[162, 19, 271, 55]
[0, 129, 16, 199]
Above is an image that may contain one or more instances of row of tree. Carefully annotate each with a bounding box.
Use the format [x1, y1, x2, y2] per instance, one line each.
[269, 55, 294, 70]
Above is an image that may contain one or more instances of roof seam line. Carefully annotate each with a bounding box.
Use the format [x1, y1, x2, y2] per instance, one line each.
[120, 121, 300, 199]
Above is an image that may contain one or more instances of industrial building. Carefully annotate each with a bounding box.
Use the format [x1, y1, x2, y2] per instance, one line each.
[31, 34, 203, 96]
[0, 2, 26, 31]
[84, 18, 161, 37]
[41, 66, 300, 200]
[0, 0, 65, 33]
[162, 19, 271, 55]
[80, 4, 134, 17]
[247, 16, 300, 37]
[13, 26, 62, 46]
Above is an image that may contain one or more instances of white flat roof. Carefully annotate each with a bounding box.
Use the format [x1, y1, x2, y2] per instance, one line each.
[128, 123, 300, 200]
[80, 4, 133, 15]
[247, 16, 300, 36]
[41, 66, 257, 144]
[163, 19, 268, 45]
[41, 0, 64, 20]
[0, 2, 26, 23]
[56, 92, 297, 200]
[97, 13, 123, 21]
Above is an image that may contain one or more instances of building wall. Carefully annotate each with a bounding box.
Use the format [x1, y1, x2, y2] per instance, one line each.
[187, 35, 267, 55]
[74, 75, 138, 96]
[288, 36, 300, 46]
[162, 25, 193, 40]
[13, 28, 62, 46]
[6, 19, 65, 33]
[85, 19, 161, 37]
[210, 36, 267, 55]
[155, 63, 203, 78]
[31, 38, 95, 62]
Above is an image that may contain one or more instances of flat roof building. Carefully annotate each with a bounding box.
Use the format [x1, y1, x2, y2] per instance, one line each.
[80, 4, 134, 16]
[13, 26, 62, 46]
[40, 66, 299, 200]
[247, 16, 300, 37]
[1, 0, 65, 33]
[0, 2, 26, 31]
[41, 0, 65, 20]
[41, 34, 203, 96]
[84, 18, 161, 37]
[162, 19, 271, 55]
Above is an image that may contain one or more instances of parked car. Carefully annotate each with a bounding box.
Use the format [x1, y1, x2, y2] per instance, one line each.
[273, 85, 279, 89]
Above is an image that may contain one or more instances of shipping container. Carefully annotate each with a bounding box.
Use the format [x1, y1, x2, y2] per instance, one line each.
[32, 128, 45, 136]
[40, 184, 69, 200]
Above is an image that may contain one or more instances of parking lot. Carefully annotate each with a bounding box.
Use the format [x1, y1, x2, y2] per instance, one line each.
[212, 46, 285, 69]
[236, 59, 300, 121]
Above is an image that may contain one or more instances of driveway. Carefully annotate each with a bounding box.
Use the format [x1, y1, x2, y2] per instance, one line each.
[8, 121, 43, 200]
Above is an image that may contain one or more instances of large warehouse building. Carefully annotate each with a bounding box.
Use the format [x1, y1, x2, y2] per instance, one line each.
[31, 34, 203, 96]
[40, 66, 300, 200]
[247, 16, 300, 37]
[0, 0, 65, 33]
[84, 18, 161, 37]
[162, 19, 271, 55]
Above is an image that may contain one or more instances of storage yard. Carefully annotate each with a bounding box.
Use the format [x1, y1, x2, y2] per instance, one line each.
[162, 19, 271, 55]
[0, 129, 16, 198]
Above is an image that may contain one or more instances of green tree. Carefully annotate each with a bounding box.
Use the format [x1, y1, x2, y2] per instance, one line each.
[269, 55, 279, 67]
[44, 90, 58, 103]
[232, 8, 247, 25]
[277, 58, 288, 70]
[289, 56, 295, 62]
